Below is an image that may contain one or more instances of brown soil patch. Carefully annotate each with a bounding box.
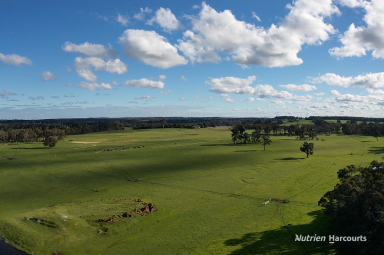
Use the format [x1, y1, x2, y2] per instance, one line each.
[272, 198, 290, 204]
[98, 199, 156, 224]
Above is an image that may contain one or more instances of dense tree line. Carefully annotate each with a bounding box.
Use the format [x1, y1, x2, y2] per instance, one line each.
[341, 122, 384, 137]
[307, 115, 384, 123]
[0, 120, 125, 143]
[230, 124, 272, 150]
[1, 117, 383, 145]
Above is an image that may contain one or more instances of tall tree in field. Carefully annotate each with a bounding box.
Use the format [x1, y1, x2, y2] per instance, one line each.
[251, 130, 261, 144]
[300, 141, 314, 158]
[261, 135, 272, 151]
[231, 125, 246, 144]
[243, 131, 251, 144]
[318, 161, 384, 255]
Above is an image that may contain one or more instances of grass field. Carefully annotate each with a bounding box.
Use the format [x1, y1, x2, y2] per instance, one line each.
[1, 127, 383, 254]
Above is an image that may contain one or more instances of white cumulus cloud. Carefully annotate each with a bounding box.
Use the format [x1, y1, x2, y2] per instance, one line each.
[206, 76, 257, 94]
[255, 85, 293, 99]
[74, 57, 127, 74]
[243, 97, 255, 102]
[40, 71, 58, 82]
[79, 82, 113, 91]
[73, 57, 127, 82]
[119, 29, 188, 69]
[148, 7, 180, 33]
[62, 42, 114, 58]
[134, 7, 152, 20]
[125, 78, 165, 89]
[205, 75, 311, 102]
[330, 0, 384, 59]
[221, 94, 234, 103]
[0, 53, 32, 66]
[116, 14, 129, 26]
[223, 97, 234, 103]
[177, 1, 339, 67]
[335, 94, 367, 102]
[337, 0, 366, 8]
[279, 84, 317, 91]
[76, 69, 98, 82]
[312, 72, 384, 89]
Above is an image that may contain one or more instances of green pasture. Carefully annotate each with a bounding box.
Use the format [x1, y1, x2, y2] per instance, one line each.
[1, 128, 383, 254]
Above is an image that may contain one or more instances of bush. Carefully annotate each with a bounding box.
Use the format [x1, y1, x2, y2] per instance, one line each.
[43, 136, 57, 148]
[318, 161, 384, 254]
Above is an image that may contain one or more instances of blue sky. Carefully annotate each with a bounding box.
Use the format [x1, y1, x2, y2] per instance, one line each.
[1, 0, 384, 119]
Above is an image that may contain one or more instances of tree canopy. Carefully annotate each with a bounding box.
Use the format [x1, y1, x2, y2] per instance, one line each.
[300, 141, 314, 158]
[231, 125, 246, 144]
[43, 136, 57, 148]
[318, 161, 384, 255]
[261, 135, 272, 151]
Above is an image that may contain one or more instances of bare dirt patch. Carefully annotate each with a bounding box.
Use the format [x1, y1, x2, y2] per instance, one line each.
[98, 199, 156, 224]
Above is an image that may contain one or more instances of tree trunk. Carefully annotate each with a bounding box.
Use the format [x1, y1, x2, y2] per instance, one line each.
[307, 153, 309, 158]
[264, 144, 266, 151]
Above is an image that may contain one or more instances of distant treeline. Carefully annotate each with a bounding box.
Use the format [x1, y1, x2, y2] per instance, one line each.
[0, 116, 383, 143]
[306, 115, 384, 123]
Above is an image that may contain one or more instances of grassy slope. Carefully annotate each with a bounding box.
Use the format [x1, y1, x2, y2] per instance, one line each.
[0, 128, 382, 254]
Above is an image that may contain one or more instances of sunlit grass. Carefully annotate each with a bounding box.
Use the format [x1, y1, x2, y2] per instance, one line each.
[0, 128, 382, 254]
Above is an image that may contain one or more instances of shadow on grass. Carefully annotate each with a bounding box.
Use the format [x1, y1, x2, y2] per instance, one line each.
[234, 150, 258, 153]
[10, 147, 47, 150]
[275, 157, 305, 161]
[224, 210, 336, 255]
[361, 141, 372, 142]
[200, 144, 238, 147]
[367, 147, 384, 154]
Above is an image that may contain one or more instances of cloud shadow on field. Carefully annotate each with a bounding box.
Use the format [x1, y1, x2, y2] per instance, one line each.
[1, 142, 270, 203]
[224, 210, 336, 255]
[10, 147, 47, 150]
[200, 144, 243, 147]
[367, 147, 384, 154]
[275, 157, 305, 161]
